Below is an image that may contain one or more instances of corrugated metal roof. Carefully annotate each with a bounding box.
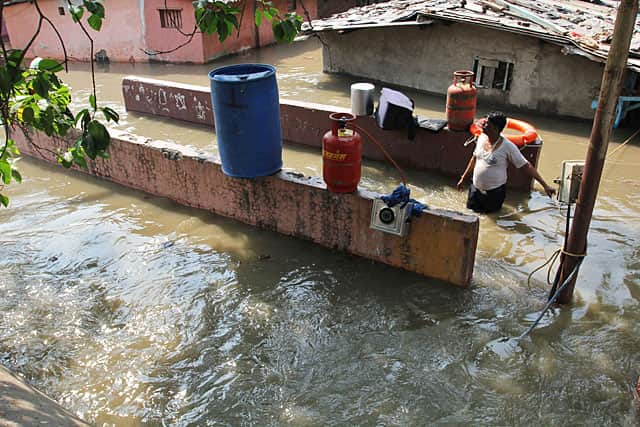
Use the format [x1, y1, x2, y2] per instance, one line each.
[304, 0, 640, 72]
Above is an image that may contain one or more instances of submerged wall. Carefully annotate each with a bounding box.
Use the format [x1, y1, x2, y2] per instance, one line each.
[321, 22, 605, 119]
[121, 76, 541, 191]
[12, 127, 479, 288]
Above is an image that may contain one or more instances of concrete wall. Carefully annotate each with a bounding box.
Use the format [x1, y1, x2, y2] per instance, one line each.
[11, 127, 479, 287]
[0, 365, 89, 426]
[122, 76, 541, 191]
[322, 22, 605, 119]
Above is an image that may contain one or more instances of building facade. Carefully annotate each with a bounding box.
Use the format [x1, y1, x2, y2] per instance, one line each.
[321, 23, 610, 119]
[309, 0, 640, 121]
[3, 0, 318, 63]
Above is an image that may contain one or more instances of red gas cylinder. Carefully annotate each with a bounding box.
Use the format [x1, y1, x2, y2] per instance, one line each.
[322, 112, 362, 193]
[446, 70, 478, 131]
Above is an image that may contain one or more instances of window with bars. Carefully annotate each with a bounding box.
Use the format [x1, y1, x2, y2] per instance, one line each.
[159, 9, 183, 29]
[472, 57, 514, 91]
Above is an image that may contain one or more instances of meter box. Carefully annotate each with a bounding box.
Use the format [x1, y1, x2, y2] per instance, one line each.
[370, 199, 411, 236]
[557, 160, 584, 204]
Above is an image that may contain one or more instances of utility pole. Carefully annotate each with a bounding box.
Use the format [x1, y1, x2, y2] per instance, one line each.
[552, 0, 639, 304]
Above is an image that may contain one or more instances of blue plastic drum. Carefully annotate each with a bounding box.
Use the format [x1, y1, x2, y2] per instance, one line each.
[209, 64, 283, 178]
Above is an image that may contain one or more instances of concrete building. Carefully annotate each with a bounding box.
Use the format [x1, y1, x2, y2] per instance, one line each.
[307, 0, 640, 121]
[2, 0, 319, 63]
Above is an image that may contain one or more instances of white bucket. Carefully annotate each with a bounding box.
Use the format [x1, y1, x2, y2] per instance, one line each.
[350, 82, 375, 116]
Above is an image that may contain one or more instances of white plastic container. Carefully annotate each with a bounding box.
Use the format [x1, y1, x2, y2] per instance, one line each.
[350, 82, 375, 116]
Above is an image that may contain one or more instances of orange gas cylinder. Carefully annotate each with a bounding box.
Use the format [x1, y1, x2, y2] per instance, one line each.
[322, 112, 362, 193]
[446, 70, 478, 131]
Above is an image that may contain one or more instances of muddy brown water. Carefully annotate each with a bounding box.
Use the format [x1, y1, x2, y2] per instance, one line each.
[1, 38, 640, 425]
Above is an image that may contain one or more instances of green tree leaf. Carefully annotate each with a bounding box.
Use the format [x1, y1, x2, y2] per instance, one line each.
[21, 106, 35, 123]
[0, 160, 11, 184]
[73, 149, 88, 169]
[70, 5, 84, 22]
[255, 9, 263, 27]
[33, 74, 51, 98]
[87, 14, 103, 31]
[93, 2, 105, 18]
[37, 59, 64, 73]
[272, 21, 285, 42]
[101, 106, 119, 123]
[75, 109, 89, 126]
[0, 194, 8, 208]
[89, 94, 96, 110]
[217, 18, 229, 41]
[11, 168, 22, 183]
[227, 14, 239, 30]
[0, 68, 12, 93]
[87, 120, 110, 151]
[83, 0, 98, 14]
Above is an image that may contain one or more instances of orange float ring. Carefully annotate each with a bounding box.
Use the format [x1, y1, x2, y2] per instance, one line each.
[469, 118, 539, 147]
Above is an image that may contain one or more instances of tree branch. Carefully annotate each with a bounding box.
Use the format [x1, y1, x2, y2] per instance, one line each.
[66, 0, 96, 113]
[33, 0, 69, 72]
[236, 0, 247, 39]
[0, 3, 8, 61]
[298, 0, 329, 50]
[163, 0, 194, 37]
[17, 6, 44, 70]
[141, 26, 199, 55]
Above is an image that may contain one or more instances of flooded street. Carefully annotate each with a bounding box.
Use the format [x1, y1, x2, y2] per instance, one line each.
[1, 38, 640, 425]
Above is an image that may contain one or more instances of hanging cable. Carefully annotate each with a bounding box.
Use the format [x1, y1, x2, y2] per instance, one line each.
[348, 123, 408, 186]
[606, 127, 640, 160]
[517, 257, 584, 340]
[527, 203, 572, 290]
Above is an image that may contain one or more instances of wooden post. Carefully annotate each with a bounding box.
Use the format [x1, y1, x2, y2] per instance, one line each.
[553, 0, 639, 304]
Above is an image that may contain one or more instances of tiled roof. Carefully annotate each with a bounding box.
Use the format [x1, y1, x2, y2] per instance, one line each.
[304, 0, 640, 71]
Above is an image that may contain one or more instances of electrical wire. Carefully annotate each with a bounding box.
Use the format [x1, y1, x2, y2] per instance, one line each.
[517, 257, 584, 340]
[606, 127, 640, 160]
[349, 123, 408, 186]
[526, 203, 572, 290]
[526, 248, 562, 290]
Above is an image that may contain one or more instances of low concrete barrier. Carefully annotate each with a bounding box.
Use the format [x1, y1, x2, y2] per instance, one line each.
[122, 76, 542, 191]
[0, 365, 89, 426]
[12, 127, 478, 288]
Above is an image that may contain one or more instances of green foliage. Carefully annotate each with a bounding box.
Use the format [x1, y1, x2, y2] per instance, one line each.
[255, 1, 302, 43]
[68, 1, 106, 30]
[272, 12, 303, 43]
[193, 0, 241, 42]
[194, 0, 302, 43]
[83, 0, 105, 31]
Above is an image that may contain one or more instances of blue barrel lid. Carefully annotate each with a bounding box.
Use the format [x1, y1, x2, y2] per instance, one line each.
[209, 63, 276, 83]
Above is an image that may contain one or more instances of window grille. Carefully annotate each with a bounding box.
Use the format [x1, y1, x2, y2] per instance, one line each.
[472, 58, 514, 91]
[159, 9, 183, 29]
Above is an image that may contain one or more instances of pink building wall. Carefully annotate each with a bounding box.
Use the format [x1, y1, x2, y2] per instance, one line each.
[3, 0, 147, 62]
[144, 0, 205, 63]
[3, 0, 318, 64]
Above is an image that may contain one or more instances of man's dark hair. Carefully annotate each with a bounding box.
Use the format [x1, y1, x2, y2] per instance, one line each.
[487, 111, 507, 132]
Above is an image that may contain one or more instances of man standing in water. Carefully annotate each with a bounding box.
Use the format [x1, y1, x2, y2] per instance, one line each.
[456, 111, 556, 213]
